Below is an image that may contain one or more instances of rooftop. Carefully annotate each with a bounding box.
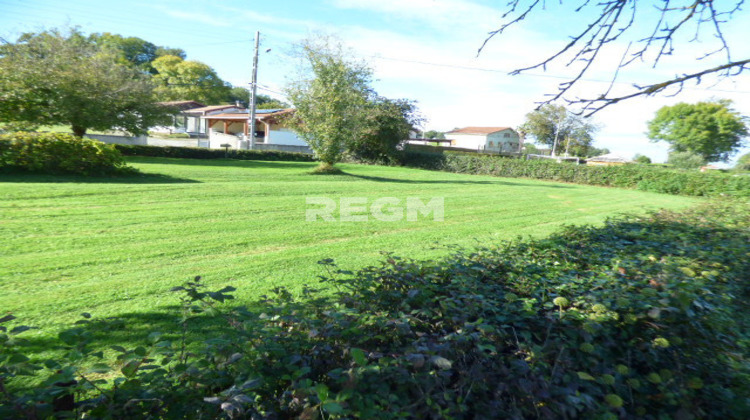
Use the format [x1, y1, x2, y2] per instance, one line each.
[446, 127, 513, 135]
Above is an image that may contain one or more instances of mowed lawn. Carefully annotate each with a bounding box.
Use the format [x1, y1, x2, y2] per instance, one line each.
[1, 157, 698, 344]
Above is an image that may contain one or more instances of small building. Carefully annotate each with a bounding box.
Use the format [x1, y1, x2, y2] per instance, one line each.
[444, 127, 521, 153]
[586, 153, 632, 166]
[201, 108, 306, 149]
[154, 102, 243, 137]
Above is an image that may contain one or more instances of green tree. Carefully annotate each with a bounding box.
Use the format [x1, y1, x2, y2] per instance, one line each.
[155, 46, 186, 60]
[0, 28, 173, 137]
[89, 33, 185, 74]
[349, 97, 422, 163]
[634, 154, 652, 164]
[152, 55, 231, 105]
[647, 100, 748, 162]
[521, 104, 598, 156]
[734, 153, 750, 171]
[285, 36, 372, 169]
[423, 130, 445, 140]
[89, 33, 157, 69]
[668, 151, 706, 170]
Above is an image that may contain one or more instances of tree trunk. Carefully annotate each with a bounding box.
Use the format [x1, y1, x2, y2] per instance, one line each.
[71, 126, 87, 138]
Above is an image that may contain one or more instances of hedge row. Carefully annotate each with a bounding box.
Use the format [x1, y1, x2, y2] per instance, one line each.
[114, 144, 316, 162]
[2, 201, 748, 418]
[401, 149, 750, 197]
[0, 133, 134, 176]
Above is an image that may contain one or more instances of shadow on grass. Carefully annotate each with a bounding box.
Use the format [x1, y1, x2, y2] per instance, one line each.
[0, 171, 200, 184]
[16, 302, 268, 363]
[127, 156, 317, 170]
[344, 172, 572, 187]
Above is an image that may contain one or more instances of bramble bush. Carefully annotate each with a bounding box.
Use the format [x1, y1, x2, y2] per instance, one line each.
[0, 132, 135, 176]
[2, 201, 749, 418]
[401, 149, 750, 197]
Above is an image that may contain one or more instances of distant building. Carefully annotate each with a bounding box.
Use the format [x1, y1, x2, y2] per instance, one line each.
[586, 153, 632, 166]
[445, 127, 521, 152]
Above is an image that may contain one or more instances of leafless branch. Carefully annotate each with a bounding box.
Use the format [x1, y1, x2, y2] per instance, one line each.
[480, 0, 748, 114]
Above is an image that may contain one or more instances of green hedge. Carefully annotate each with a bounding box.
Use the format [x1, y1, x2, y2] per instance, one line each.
[2, 201, 749, 418]
[0, 132, 134, 176]
[114, 144, 315, 162]
[401, 149, 750, 197]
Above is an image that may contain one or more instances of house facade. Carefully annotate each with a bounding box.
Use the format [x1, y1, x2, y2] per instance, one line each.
[445, 127, 521, 153]
[201, 108, 307, 149]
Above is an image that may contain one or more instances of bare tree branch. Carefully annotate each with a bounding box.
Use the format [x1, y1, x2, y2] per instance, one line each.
[480, 0, 748, 114]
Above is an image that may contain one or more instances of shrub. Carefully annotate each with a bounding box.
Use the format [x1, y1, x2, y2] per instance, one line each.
[114, 144, 315, 162]
[399, 149, 750, 197]
[0, 132, 135, 176]
[634, 154, 652, 164]
[668, 151, 706, 170]
[2, 201, 749, 418]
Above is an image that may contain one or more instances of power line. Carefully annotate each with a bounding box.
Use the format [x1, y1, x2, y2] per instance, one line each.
[370, 55, 750, 94]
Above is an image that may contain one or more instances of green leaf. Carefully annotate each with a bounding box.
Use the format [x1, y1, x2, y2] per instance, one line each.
[87, 363, 111, 374]
[322, 401, 344, 414]
[577, 372, 595, 381]
[315, 384, 329, 402]
[429, 356, 452, 370]
[351, 348, 367, 366]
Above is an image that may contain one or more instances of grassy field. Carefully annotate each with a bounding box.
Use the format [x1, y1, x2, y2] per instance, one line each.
[1, 157, 699, 350]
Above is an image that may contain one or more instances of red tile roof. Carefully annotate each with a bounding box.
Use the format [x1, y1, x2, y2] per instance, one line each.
[446, 127, 513, 135]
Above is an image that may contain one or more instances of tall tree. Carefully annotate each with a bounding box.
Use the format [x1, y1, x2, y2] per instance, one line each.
[285, 36, 373, 169]
[647, 100, 748, 162]
[349, 97, 423, 163]
[520, 105, 598, 156]
[480, 1, 749, 115]
[152, 55, 231, 104]
[89, 33, 157, 69]
[0, 28, 173, 137]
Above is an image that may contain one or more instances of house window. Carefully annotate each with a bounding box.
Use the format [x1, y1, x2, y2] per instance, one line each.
[504, 133, 510, 138]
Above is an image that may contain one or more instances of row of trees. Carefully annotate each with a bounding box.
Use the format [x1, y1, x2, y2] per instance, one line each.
[0, 28, 287, 136]
[519, 100, 748, 164]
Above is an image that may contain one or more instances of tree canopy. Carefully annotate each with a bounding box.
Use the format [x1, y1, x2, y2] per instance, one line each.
[88, 32, 186, 73]
[152, 55, 231, 105]
[349, 97, 423, 163]
[647, 100, 748, 162]
[520, 105, 598, 156]
[285, 36, 373, 168]
[481, 1, 749, 115]
[0, 28, 173, 137]
[225, 87, 290, 109]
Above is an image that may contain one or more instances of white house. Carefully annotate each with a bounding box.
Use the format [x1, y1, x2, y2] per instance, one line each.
[154, 101, 243, 137]
[201, 108, 307, 149]
[445, 127, 521, 153]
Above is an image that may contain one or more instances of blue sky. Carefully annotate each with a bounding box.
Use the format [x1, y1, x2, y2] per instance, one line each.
[2, 0, 749, 164]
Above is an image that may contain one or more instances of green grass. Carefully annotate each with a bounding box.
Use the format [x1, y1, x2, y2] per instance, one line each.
[1, 157, 699, 350]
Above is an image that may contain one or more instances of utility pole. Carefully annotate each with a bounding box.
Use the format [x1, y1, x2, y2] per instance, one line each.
[248, 31, 260, 150]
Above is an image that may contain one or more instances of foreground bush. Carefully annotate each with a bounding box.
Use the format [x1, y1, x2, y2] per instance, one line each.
[2, 201, 749, 418]
[0, 132, 135, 176]
[114, 144, 315, 162]
[402, 149, 750, 197]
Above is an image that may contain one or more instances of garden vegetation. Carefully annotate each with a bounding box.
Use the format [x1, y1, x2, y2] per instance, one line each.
[2, 200, 748, 418]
